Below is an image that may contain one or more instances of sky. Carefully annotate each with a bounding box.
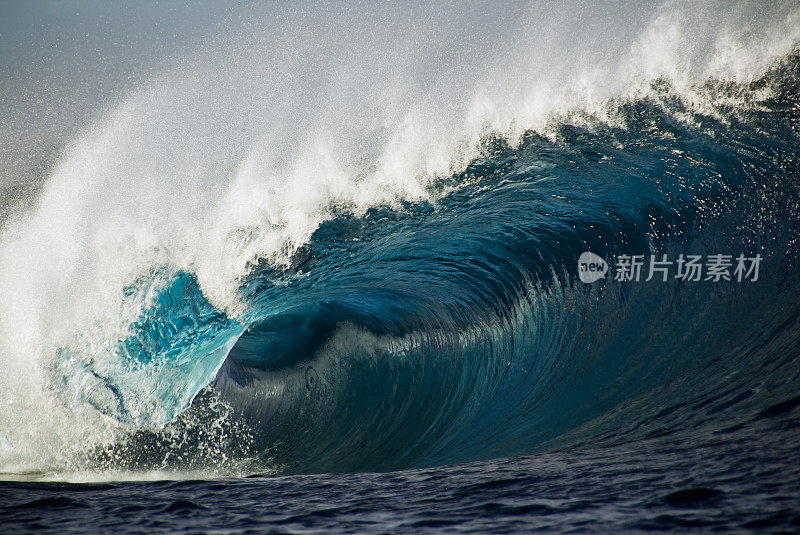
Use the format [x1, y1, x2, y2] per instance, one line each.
[0, 1, 243, 189]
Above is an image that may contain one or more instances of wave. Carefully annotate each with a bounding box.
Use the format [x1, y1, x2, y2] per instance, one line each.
[212, 56, 800, 473]
[0, 0, 799, 476]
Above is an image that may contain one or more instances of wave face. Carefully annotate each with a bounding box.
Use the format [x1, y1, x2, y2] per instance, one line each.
[57, 57, 800, 475]
[0, 1, 799, 477]
[213, 58, 800, 473]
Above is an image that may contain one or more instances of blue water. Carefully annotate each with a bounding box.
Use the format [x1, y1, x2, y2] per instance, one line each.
[2, 51, 800, 533]
[3, 420, 800, 532]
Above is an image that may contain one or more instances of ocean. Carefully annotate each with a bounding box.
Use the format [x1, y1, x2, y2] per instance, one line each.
[1, 1, 799, 532]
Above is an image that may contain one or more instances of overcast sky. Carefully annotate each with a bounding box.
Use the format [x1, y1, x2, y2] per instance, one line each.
[0, 1, 249, 189]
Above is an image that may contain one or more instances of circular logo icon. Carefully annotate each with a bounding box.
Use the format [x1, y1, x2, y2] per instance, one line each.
[578, 251, 608, 283]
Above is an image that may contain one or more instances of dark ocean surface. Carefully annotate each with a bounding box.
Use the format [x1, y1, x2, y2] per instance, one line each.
[2, 413, 800, 532]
